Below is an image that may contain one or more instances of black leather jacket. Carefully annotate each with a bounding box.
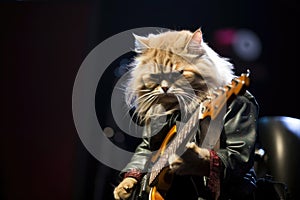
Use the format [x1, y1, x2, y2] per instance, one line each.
[121, 90, 259, 200]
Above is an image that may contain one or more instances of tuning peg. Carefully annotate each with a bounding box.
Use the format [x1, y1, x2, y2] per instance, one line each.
[246, 69, 250, 76]
[241, 69, 251, 77]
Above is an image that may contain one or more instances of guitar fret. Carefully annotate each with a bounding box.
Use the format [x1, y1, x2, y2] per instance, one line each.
[187, 120, 191, 136]
[170, 142, 175, 155]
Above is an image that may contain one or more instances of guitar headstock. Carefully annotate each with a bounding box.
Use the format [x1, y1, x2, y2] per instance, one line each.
[237, 69, 250, 88]
[199, 70, 251, 120]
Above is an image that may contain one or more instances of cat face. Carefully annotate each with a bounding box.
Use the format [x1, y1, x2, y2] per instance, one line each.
[127, 49, 208, 121]
[136, 48, 208, 107]
[125, 29, 235, 122]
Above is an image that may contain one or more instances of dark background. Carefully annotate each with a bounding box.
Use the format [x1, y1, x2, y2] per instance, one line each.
[1, 0, 299, 200]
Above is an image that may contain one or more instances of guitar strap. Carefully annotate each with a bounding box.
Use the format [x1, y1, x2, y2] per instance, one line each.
[200, 110, 224, 150]
[198, 90, 226, 150]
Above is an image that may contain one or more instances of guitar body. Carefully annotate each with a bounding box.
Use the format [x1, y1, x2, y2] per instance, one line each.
[149, 186, 165, 200]
[148, 125, 178, 200]
[129, 186, 165, 200]
[149, 167, 174, 200]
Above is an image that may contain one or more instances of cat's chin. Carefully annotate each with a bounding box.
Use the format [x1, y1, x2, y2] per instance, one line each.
[157, 95, 177, 104]
[157, 98, 179, 112]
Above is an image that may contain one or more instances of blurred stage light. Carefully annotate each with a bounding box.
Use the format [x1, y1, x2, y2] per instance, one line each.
[233, 29, 262, 61]
[213, 28, 262, 62]
[103, 126, 115, 138]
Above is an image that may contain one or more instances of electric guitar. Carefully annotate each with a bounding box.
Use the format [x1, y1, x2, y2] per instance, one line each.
[131, 71, 251, 200]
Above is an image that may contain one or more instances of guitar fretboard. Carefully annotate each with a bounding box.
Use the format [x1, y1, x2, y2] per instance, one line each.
[149, 107, 201, 185]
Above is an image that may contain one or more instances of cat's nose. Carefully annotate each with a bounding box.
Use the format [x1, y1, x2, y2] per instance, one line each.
[161, 87, 169, 93]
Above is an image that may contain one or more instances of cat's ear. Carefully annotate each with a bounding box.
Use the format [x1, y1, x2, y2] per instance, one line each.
[133, 33, 150, 53]
[185, 28, 203, 52]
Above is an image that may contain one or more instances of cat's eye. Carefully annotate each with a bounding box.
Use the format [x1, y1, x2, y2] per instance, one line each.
[142, 74, 159, 88]
[182, 70, 195, 81]
[143, 74, 159, 82]
[150, 74, 161, 80]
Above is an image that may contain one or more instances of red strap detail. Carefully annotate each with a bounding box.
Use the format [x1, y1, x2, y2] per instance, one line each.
[123, 169, 143, 182]
[208, 150, 222, 200]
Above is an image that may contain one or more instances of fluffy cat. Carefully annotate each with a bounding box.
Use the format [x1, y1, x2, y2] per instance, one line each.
[125, 28, 235, 124]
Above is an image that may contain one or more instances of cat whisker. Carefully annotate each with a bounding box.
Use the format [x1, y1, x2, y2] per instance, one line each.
[136, 95, 158, 114]
[114, 86, 126, 92]
[175, 91, 198, 102]
[136, 96, 157, 109]
[176, 95, 189, 115]
[125, 89, 151, 95]
[175, 93, 200, 115]
[139, 89, 152, 92]
[137, 90, 160, 100]
[179, 87, 208, 97]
